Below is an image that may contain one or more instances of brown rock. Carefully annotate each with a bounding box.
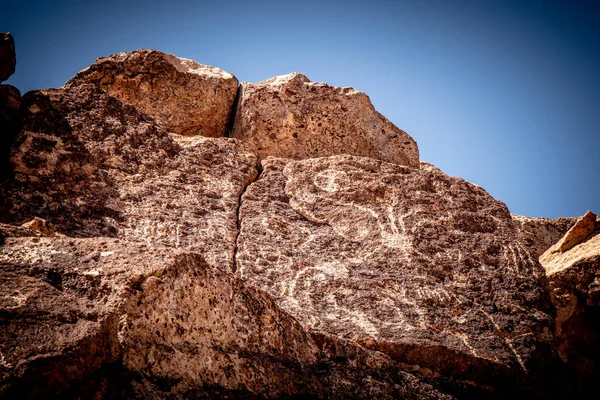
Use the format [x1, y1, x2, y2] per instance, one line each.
[232, 73, 419, 167]
[0, 237, 449, 399]
[66, 50, 239, 136]
[512, 214, 578, 258]
[0, 33, 15, 82]
[0, 83, 257, 271]
[0, 84, 21, 180]
[540, 212, 600, 392]
[236, 155, 560, 397]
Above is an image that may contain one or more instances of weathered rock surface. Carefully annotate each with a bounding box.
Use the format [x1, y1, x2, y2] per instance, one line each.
[512, 214, 577, 259]
[0, 84, 21, 180]
[0, 83, 256, 270]
[0, 237, 450, 399]
[0, 33, 15, 82]
[540, 211, 600, 392]
[232, 73, 419, 167]
[66, 50, 239, 137]
[236, 155, 561, 397]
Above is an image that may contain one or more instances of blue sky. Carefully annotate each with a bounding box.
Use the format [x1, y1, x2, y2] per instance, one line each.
[2, 0, 599, 218]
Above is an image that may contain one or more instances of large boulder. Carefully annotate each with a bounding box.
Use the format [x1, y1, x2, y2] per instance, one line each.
[0, 33, 15, 82]
[0, 84, 21, 180]
[66, 50, 239, 137]
[231, 73, 419, 167]
[512, 214, 577, 259]
[0, 83, 257, 271]
[540, 211, 600, 392]
[236, 156, 561, 397]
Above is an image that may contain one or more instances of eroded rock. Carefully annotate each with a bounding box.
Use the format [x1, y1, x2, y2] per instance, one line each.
[236, 155, 561, 397]
[1, 83, 257, 270]
[0, 33, 15, 82]
[512, 214, 577, 259]
[232, 73, 419, 167]
[540, 211, 600, 392]
[66, 50, 239, 136]
[0, 237, 449, 399]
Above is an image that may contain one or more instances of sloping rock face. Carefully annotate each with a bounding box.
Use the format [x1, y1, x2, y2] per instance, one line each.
[0, 33, 16, 82]
[540, 212, 600, 392]
[512, 214, 577, 259]
[0, 238, 449, 400]
[236, 156, 561, 397]
[232, 73, 419, 167]
[0, 83, 256, 270]
[0, 84, 21, 180]
[66, 50, 238, 137]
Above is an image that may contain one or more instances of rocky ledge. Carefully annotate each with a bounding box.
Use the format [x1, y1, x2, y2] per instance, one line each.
[0, 37, 597, 399]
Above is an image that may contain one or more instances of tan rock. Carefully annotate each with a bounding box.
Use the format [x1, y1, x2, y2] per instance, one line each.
[539, 212, 600, 392]
[512, 214, 578, 258]
[66, 50, 238, 136]
[236, 155, 561, 397]
[20, 217, 54, 236]
[0, 237, 449, 399]
[232, 73, 419, 167]
[1, 84, 257, 271]
[0, 33, 16, 82]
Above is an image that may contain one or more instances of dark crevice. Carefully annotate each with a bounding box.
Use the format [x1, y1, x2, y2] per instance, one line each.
[226, 84, 242, 138]
[231, 164, 263, 273]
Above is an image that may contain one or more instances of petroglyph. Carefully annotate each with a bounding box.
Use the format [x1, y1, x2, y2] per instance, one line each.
[236, 155, 555, 382]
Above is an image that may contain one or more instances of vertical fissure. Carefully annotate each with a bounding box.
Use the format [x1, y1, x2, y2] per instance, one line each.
[226, 83, 242, 138]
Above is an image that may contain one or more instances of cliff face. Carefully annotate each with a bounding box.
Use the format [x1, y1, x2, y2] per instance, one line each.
[0, 40, 596, 399]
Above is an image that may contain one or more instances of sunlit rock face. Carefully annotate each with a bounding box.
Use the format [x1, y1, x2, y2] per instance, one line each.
[66, 50, 239, 137]
[232, 72, 419, 167]
[540, 211, 600, 393]
[236, 155, 561, 396]
[0, 42, 593, 399]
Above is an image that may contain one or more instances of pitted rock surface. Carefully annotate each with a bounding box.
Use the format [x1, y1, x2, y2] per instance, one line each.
[232, 73, 419, 167]
[540, 212, 600, 391]
[236, 155, 559, 395]
[66, 50, 238, 136]
[512, 214, 577, 259]
[0, 33, 16, 82]
[0, 84, 257, 270]
[0, 237, 449, 399]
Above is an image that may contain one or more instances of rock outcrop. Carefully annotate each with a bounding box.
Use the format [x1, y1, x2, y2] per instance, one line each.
[66, 50, 239, 137]
[513, 214, 577, 259]
[0, 84, 21, 180]
[540, 211, 600, 392]
[232, 73, 419, 167]
[0, 83, 256, 271]
[0, 33, 16, 82]
[236, 155, 561, 397]
[0, 41, 595, 398]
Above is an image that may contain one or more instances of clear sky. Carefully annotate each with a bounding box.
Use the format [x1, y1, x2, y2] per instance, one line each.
[2, 0, 599, 218]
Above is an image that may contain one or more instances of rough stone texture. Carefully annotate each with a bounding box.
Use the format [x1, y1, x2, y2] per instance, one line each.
[0, 33, 15, 82]
[512, 214, 578, 259]
[0, 84, 21, 180]
[0, 83, 257, 271]
[0, 237, 449, 399]
[236, 155, 561, 397]
[66, 50, 239, 137]
[540, 212, 600, 392]
[232, 73, 419, 167]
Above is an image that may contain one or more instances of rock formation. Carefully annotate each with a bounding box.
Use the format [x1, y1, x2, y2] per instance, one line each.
[512, 214, 577, 259]
[0, 37, 596, 398]
[0, 84, 21, 180]
[0, 33, 16, 82]
[232, 73, 419, 167]
[540, 211, 600, 392]
[66, 50, 239, 137]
